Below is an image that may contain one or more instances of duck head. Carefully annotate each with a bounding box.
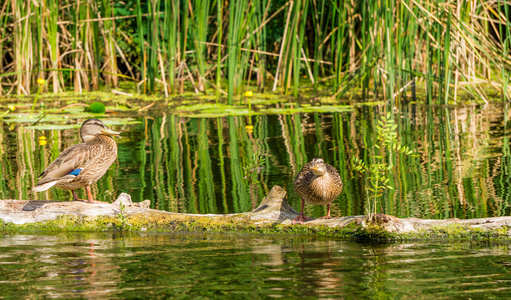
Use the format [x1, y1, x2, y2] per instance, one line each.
[309, 158, 328, 176]
[80, 118, 121, 142]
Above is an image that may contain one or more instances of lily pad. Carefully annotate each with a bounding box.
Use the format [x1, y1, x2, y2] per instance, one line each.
[355, 101, 386, 106]
[3, 114, 74, 123]
[25, 124, 81, 130]
[99, 118, 142, 126]
[175, 103, 230, 112]
[247, 98, 286, 105]
[180, 111, 262, 118]
[175, 103, 260, 117]
[263, 105, 353, 114]
[25, 119, 141, 130]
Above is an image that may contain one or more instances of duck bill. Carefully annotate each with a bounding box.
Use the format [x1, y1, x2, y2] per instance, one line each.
[310, 165, 323, 176]
[101, 128, 121, 136]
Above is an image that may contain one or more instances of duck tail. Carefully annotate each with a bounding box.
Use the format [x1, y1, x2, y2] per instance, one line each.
[33, 169, 82, 192]
[33, 180, 59, 192]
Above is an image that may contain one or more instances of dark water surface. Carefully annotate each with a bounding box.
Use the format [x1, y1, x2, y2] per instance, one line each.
[0, 232, 510, 299]
[1, 102, 511, 219]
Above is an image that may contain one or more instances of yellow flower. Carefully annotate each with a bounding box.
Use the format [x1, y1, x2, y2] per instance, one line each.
[245, 125, 254, 133]
[38, 136, 47, 146]
[244, 91, 254, 97]
[37, 78, 45, 85]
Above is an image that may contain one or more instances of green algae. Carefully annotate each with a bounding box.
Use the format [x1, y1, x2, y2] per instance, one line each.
[409, 224, 511, 240]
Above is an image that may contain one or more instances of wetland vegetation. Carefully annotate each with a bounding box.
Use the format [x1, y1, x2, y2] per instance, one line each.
[0, 0, 510, 103]
[2, 1, 511, 298]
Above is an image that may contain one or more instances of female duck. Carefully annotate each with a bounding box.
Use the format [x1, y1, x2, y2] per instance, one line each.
[33, 119, 120, 203]
[293, 158, 343, 224]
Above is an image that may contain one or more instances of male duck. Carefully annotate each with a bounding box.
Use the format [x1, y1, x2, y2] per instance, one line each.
[33, 118, 120, 203]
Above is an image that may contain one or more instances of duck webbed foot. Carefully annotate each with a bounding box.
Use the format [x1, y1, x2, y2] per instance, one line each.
[292, 214, 311, 224]
[71, 189, 108, 204]
[320, 204, 333, 219]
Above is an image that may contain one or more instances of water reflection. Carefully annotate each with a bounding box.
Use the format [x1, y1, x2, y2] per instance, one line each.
[1, 103, 511, 219]
[1, 232, 511, 298]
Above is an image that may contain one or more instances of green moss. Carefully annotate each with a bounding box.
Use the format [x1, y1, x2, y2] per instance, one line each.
[1, 214, 511, 241]
[409, 224, 510, 240]
[0, 213, 357, 239]
[352, 224, 396, 240]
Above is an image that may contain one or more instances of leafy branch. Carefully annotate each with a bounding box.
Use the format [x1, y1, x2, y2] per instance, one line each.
[243, 152, 265, 210]
[352, 112, 414, 221]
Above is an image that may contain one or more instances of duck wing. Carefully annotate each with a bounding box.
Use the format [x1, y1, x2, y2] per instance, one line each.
[38, 142, 95, 180]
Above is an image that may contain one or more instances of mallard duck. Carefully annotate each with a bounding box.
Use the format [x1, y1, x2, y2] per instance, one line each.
[293, 158, 343, 224]
[33, 119, 120, 203]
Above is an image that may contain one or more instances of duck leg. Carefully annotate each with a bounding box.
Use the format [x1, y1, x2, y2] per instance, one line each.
[292, 198, 311, 224]
[321, 203, 332, 219]
[72, 190, 87, 202]
[86, 186, 94, 203]
[85, 185, 109, 204]
[72, 186, 102, 203]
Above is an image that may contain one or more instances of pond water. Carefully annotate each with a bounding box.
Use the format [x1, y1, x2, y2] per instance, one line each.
[1, 100, 511, 219]
[0, 232, 510, 299]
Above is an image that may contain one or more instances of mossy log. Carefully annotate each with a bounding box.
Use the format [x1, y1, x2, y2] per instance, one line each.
[1, 185, 511, 239]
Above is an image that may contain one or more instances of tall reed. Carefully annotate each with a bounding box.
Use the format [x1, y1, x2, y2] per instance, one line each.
[226, 0, 249, 104]
[146, 0, 159, 93]
[1, 0, 511, 104]
[46, 0, 60, 93]
[164, 0, 180, 94]
[135, 0, 145, 93]
[100, 0, 118, 87]
[0, 0, 11, 95]
[215, 0, 223, 97]
[192, 0, 210, 93]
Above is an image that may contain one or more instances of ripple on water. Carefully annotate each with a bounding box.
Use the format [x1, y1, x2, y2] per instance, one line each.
[1, 233, 511, 298]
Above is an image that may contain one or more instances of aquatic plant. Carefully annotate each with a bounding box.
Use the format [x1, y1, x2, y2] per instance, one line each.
[243, 152, 265, 210]
[29, 78, 45, 116]
[86, 102, 106, 114]
[0, 0, 509, 104]
[115, 201, 131, 231]
[353, 112, 414, 221]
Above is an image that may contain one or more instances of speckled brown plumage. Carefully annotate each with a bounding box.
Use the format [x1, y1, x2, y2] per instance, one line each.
[33, 119, 120, 203]
[293, 158, 343, 224]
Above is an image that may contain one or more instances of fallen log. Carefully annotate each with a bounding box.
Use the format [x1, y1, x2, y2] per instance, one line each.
[1, 185, 511, 239]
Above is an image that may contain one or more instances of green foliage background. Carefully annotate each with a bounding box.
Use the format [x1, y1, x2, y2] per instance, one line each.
[1, 0, 510, 104]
